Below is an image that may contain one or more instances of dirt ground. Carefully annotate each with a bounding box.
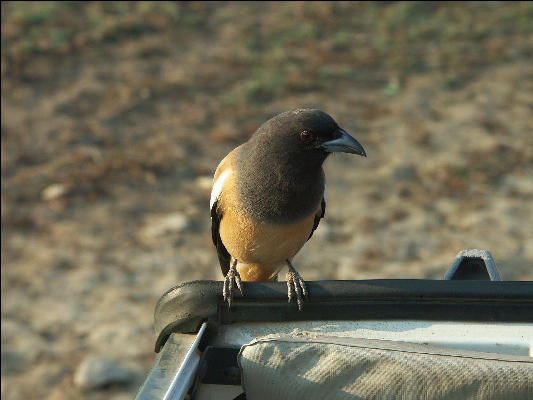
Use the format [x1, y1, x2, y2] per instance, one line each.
[1, 2, 532, 399]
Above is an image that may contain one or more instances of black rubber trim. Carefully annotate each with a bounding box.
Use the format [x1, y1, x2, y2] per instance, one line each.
[154, 280, 533, 352]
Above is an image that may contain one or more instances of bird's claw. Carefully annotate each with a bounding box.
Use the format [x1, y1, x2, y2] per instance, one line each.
[286, 262, 308, 311]
[223, 259, 243, 307]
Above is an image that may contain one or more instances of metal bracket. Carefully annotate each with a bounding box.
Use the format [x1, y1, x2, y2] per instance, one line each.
[135, 323, 207, 400]
[443, 249, 501, 281]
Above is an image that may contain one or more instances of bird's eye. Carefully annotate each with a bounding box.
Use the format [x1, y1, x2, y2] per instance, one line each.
[299, 131, 314, 142]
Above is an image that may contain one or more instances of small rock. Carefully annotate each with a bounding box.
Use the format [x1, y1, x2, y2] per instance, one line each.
[74, 356, 132, 389]
[42, 183, 69, 201]
[140, 212, 191, 242]
[195, 176, 213, 191]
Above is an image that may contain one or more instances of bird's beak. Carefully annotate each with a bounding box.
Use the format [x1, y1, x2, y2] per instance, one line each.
[321, 128, 366, 156]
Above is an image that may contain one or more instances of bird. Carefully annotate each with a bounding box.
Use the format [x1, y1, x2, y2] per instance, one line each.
[210, 109, 366, 310]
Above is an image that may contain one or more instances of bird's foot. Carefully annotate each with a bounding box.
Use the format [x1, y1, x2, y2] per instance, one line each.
[223, 259, 243, 307]
[286, 260, 308, 311]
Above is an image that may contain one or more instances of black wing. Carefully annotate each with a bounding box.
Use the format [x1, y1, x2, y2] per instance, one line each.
[211, 199, 231, 276]
[308, 196, 326, 240]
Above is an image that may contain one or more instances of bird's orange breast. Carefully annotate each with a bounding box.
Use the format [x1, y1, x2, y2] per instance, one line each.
[213, 149, 320, 281]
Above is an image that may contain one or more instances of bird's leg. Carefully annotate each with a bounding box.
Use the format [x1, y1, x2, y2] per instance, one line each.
[223, 258, 243, 307]
[286, 260, 308, 311]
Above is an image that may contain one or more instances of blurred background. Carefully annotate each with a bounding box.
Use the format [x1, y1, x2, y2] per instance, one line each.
[1, 1, 532, 399]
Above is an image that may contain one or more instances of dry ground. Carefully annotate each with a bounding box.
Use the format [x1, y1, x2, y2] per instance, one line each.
[2, 2, 533, 399]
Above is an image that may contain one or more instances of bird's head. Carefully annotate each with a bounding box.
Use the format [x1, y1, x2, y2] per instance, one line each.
[250, 109, 366, 168]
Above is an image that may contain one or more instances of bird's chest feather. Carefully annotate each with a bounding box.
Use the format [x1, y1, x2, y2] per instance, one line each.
[219, 205, 316, 265]
[217, 169, 319, 265]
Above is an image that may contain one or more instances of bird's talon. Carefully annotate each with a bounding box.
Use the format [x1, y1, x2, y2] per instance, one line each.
[300, 278, 308, 299]
[235, 274, 243, 295]
[286, 262, 307, 311]
[287, 281, 294, 303]
[223, 259, 242, 308]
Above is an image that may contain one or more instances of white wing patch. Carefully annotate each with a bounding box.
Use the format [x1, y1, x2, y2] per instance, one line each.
[210, 169, 231, 210]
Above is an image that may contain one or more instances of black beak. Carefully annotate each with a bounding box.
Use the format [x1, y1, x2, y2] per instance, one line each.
[321, 128, 366, 156]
